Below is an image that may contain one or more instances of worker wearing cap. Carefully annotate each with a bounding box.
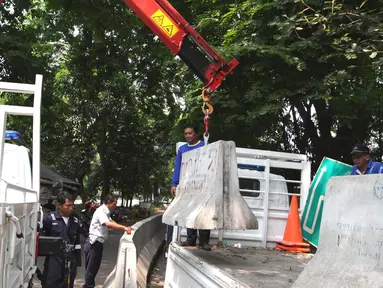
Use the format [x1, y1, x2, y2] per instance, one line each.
[41, 192, 81, 288]
[349, 144, 383, 175]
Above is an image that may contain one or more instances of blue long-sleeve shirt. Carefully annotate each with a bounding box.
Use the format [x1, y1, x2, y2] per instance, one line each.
[171, 141, 205, 187]
[351, 160, 383, 175]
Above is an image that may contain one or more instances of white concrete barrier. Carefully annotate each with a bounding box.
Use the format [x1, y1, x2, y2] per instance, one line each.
[103, 213, 166, 288]
[163, 141, 257, 230]
[293, 174, 383, 288]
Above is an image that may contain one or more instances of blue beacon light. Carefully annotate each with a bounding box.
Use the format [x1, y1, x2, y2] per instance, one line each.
[5, 130, 22, 141]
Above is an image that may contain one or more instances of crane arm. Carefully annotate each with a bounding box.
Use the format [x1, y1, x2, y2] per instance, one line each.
[123, 0, 239, 93]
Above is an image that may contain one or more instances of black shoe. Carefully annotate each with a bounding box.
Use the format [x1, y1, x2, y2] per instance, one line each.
[179, 241, 196, 247]
[200, 244, 212, 251]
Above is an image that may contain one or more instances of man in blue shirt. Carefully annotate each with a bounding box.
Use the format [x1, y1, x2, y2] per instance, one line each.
[350, 144, 383, 175]
[168, 124, 211, 251]
[170, 124, 205, 196]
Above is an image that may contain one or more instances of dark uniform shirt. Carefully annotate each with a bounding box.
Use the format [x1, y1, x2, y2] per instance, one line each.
[42, 210, 82, 288]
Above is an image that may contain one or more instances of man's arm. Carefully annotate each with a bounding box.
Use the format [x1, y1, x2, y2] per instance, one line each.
[97, 207, 132, 234]
[104, 221, 132, 234]
[171, 148, 182, 196]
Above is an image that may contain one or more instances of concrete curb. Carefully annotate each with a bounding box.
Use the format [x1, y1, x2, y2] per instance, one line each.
[103, 213, 166, 288]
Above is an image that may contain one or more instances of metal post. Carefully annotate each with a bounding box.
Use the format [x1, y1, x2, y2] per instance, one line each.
[172, 221, 180, 243]
[32, 75, 42, 197]
[261, 159, 270, 248]
[300, 160, 311, 213]
[0, 109, 7, 185]
[218, 229, 223, 242]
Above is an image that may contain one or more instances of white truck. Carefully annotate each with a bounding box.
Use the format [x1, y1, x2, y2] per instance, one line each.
[174, 143, 310, 247]
[165, 145, 312, 287]
[0, 75, 43, 288]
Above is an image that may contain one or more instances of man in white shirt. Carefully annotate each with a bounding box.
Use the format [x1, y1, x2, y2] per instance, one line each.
[83, 194, 132, 288]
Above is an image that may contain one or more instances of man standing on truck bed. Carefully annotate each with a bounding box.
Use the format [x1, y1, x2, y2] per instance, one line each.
[83, 194, 132, 288]
[169, 123, 212, 251]
[349, 144, 383, 175]
[41, 192, 81, 288]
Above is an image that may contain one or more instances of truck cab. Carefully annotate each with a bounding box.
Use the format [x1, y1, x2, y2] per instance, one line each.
[238, 167, 289, 209]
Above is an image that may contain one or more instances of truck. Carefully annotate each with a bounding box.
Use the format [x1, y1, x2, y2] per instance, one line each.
[173, 143, 310, 247]
[164, 145, 312, 287]
[0, 75, 43, 288]
[39, 163, 81, 214]
[0, 75, 82, 288]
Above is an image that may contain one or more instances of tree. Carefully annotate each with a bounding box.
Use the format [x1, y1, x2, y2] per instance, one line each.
[174, 0, 383, 171]
[1, 0, 381, 198]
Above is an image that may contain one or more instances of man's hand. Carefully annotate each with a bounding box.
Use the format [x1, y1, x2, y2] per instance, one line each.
[105, 221, 133, 234]
[170, 186, 177, 197]
[125, 226, 132, 234]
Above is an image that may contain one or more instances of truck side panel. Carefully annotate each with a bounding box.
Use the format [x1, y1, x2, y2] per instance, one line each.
[0, 201, 38, 288]
[165, 244, 249, 288]
[176, 148, 310, 248]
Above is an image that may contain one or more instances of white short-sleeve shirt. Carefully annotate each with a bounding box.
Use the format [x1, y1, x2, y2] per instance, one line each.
[89, 204, 112, 244]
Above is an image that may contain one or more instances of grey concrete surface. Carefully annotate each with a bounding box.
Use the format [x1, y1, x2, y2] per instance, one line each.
[182, 246, 312, 288]
[163, 141, 257, 230]
[293, 174, 383, 288]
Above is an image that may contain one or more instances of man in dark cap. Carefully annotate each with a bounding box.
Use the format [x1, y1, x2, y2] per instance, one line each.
[349, 144, 383, 175]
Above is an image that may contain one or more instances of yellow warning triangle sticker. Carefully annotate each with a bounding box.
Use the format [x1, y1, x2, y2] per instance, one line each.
[152, 15, 164, 26]
[162, 25, 173, 36]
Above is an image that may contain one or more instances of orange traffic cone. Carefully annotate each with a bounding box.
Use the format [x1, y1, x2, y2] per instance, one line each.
[276, 195, 310, 253]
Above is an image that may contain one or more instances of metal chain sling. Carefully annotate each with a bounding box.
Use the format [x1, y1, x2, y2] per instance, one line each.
[201, 88, 214, 146]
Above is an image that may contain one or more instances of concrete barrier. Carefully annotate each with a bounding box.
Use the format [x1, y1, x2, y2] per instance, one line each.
[103, 213, 166, 288]
[163, 141, 257, 230]
[293, 174, 383, 288]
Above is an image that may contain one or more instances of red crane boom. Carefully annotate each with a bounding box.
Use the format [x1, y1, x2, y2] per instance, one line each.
[123, 0, 239, 93]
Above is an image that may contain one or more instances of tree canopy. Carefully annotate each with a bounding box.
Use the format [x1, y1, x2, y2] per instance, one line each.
[1, 0, 382, 201]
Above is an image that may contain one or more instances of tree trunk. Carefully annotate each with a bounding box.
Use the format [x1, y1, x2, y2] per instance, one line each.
[78, 173, 88, 202]
[99, 112, 110, 202]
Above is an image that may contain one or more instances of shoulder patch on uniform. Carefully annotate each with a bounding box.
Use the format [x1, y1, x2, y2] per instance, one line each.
[50, 213, 56, 221]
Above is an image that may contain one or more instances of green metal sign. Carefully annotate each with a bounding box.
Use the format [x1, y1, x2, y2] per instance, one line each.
[301, 157, 352, 247]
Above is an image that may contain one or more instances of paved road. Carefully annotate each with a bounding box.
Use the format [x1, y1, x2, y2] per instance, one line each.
[34, 229, 124, 288]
